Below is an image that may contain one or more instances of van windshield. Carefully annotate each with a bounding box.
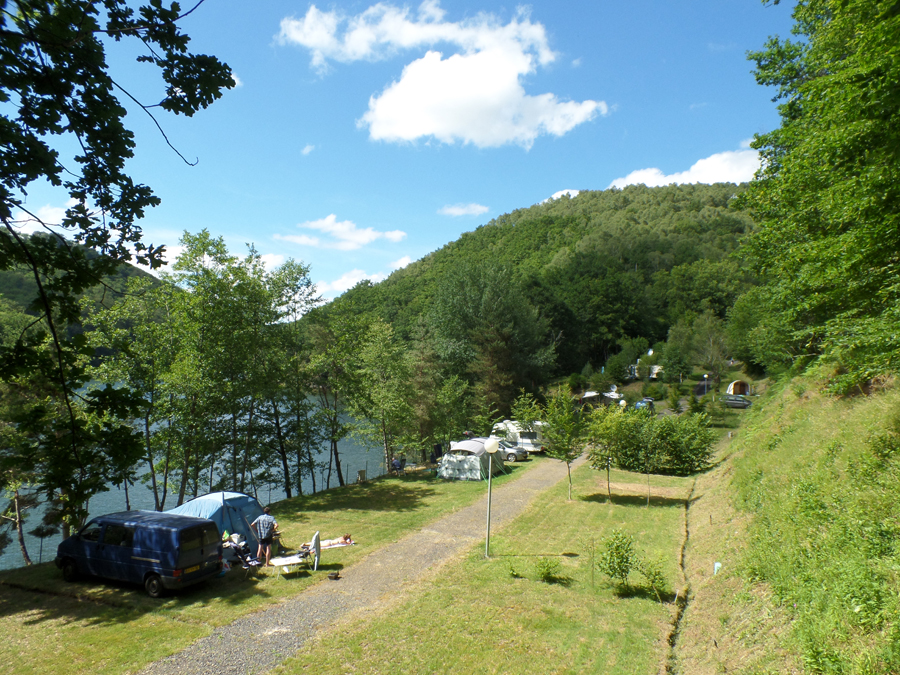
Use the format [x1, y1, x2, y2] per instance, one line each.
[180, 524, 219, 552]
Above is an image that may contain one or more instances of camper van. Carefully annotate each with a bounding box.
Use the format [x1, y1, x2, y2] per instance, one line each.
[491, 419, 546, 454]
[55, 511, 222, 597]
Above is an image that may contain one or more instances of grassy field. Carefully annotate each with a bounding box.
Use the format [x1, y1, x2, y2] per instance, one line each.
[0, 460, 538, 675]
[274, 463, 695, 675]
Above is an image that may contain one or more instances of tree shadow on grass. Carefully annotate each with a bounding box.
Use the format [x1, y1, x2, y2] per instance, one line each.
[497, 552, 580, 558]
[0, 562, 277, 626]
[539, 575, 573, 587]
[611, 585, 678, 603]
[580, 493, 691, 508]
[276, 478, 439, 519]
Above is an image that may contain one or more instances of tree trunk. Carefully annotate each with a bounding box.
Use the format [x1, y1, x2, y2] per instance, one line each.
[14, 491, 32, 566]
[145, 413, 160, 511]
[271, 400, 292, 499]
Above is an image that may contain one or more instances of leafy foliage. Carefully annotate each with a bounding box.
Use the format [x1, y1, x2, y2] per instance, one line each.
[587, 407, 713, 476]
[541, 388, 587, 499]
[533, 556, 562, 583]
[598, 529, 638, 588]
[0, 0, 232, 530]
[737, 0, 900, 391]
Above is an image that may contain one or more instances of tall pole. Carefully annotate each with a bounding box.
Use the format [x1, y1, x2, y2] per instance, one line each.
[485, 453, 493, 558]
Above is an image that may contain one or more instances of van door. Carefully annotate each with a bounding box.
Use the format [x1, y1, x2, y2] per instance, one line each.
[100, 524, 137, 583]
[76, 521, 106, 577]
[177, 523, 221, 582]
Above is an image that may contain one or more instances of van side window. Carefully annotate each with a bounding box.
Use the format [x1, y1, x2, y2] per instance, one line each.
[181, 524, 220, 551]
[81, 522, 102, 543]
[104, 525, 134, 548]
[520, 432, 537, 440]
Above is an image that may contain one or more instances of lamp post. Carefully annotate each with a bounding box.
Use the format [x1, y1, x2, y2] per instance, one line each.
[704, 373, 709, 396]
[484, 437, 499, 558]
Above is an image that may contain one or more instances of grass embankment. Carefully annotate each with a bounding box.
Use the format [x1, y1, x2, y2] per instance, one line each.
[674, 373, 900, 674]
[0, 461, 534, 675]
[275, 463, 695, 675]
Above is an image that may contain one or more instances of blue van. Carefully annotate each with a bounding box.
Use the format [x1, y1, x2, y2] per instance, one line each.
[55, 511, 222, 597]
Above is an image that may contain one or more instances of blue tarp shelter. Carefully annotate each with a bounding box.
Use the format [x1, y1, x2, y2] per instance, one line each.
[165, 492, 265, 548]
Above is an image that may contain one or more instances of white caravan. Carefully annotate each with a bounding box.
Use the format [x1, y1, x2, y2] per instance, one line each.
[491, 419, 546, 453]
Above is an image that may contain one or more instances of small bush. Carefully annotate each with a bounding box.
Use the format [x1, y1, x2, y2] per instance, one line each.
[642, 381, 667, 401]
[597, 529, 637, 588]
[534, 556, 561, 583]
[598, 530, 670, 601]
[637, 556, 668, 601]
[567, 373, 585, 393]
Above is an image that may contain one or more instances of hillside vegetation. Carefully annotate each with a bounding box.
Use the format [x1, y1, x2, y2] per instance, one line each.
[675, 372, 900, 674]
[331, 182, 754, 374]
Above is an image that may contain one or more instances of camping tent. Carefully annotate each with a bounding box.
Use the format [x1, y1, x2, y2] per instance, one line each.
[726, 380, 751, 395]
[438, 438, 506, 481]
[165, 492, 265, 547]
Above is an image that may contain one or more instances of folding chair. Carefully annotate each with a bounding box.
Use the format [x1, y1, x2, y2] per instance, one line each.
[269, 531, 320, 576]
[225, 540, 263, 579]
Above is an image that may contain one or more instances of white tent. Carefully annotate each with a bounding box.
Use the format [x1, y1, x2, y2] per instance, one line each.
[726, 380, 751, 395]
[438, 438, 506, 481]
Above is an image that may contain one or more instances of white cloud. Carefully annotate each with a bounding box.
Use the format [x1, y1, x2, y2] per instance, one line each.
[390, 255, 412, 270]
[318, 269, 387, 295]
[279, 2, 605, 148]
[231, 73, 244, 87]
[439, 202, 489, 216]
[260, 253, 286, 270]
[571, 57, 582, 67]
[544, 189, 580, 202]
[302, 144, 315, 155]
[608, 146, 760, 189]
[274, 214, 406, 251]
[11, 199, 78, 235]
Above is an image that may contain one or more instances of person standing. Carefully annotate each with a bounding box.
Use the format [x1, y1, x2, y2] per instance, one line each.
[251, 507, 278, 567]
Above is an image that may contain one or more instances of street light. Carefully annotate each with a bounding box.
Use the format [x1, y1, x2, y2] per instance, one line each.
[484, 437, 499, 558]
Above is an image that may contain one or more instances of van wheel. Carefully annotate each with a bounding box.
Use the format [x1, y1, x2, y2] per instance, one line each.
[145, 574, 164, 598]
[61, 559, 78, 582]
[506, 453, 517, 462]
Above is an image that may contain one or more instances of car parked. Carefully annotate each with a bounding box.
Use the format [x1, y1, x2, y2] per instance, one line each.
[633, 398, 655, 413]
[722, 394, 752, 409]
[55, 510, 222, 597]
[498, 439, 529, 462]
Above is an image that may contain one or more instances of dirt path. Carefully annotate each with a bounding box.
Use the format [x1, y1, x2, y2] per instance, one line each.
[139, 456, 586, 675]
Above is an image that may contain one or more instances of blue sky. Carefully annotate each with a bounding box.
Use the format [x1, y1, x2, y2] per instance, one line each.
[18, 0, 795, 298]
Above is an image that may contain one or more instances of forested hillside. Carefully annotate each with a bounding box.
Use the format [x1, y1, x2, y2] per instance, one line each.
[330, 182, 755, 375]
[0, 232, 161, 333]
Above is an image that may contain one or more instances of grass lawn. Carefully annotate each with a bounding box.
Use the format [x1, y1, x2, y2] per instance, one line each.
[0, 459, 540, 675]
[274, 463, 695, 675]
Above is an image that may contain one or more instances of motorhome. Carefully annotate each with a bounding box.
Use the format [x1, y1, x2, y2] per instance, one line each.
[491, 419, 546, 453]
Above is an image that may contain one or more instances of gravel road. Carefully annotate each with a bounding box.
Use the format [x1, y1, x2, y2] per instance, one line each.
[139, 456, 585, 675]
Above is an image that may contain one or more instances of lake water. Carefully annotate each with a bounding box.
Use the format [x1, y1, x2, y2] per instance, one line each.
[0, 437, 386, 571]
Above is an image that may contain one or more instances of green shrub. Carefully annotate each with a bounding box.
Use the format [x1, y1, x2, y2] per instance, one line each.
[567, 373, 585, 393]
[597, 529, 637, 588]
[534, 556, 561, 583]
[637, 556, 668, 602]
[641, 381, 667, 401]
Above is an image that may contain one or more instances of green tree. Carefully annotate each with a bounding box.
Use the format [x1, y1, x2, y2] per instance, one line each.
[0, 1, 232, 527]
[509, 390, 543, 434]
[430, 264, 554, 416]
[738, 0, 900, 391]
[542, 389, 586, 500]
[347, 320, 413, 471]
